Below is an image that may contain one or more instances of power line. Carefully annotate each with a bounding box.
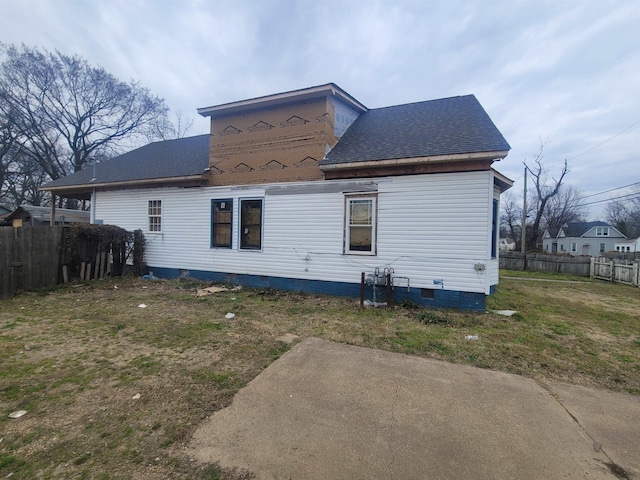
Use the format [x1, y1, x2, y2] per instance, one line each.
[577, 191, 639, 208]
[581, 181, 640, 199]
[567, 120, 640, 160]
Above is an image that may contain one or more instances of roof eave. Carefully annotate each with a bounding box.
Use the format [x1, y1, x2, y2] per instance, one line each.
[320, 150, 509, 171]
[41, 174, 209, 194]
[198, 83, 368, 118]
[492, 168, 514, 193]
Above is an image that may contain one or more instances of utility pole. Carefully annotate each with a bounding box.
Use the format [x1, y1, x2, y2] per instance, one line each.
[521, 165, 527, 254]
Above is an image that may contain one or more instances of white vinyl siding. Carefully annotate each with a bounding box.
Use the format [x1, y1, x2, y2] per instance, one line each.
[94, 171, 497, 294]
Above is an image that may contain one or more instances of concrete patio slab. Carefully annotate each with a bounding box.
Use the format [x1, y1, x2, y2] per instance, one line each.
[188, 338, 637, 479]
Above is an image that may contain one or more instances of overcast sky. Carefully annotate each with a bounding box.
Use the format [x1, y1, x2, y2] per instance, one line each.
[1, 0, 638, 219]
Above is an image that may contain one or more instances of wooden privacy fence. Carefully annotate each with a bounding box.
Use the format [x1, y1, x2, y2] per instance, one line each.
[499, 252, 591, 277]
[0, 226, 63, 299]
[591, 257, 640, 287]
[1, 225, 144, 299]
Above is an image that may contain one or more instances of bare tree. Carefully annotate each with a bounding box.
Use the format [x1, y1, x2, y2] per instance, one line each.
[500, 191, 523, 251]
[145, 110, 194, 142]
[542, 185, 585, 230]
[606, 187, 640, 239]
[0, 43, 169, 199]
[525, 144, 569, 250]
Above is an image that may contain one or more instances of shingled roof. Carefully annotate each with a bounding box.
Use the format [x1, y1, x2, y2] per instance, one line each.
[42, 135, 210, 191]
[561, 221, 611, 237]
[41, 90, 511, 197]
[321, 95, 510, 166]
[6, 205, 90, 225]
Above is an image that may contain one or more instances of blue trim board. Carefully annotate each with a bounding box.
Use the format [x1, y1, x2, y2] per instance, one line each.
[147, 267, 489, 311]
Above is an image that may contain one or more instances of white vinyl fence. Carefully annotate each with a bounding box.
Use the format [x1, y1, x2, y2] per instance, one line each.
[590, 257, 640, 287]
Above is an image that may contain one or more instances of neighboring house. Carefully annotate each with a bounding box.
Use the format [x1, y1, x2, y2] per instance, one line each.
[499, 238, 516, 251]
[542, 221, 626, 256]
[0, 204, 12, 226]
[5, 205, 90, 227]
[41, 83, 512, 310]
[614, 238, 639, 254]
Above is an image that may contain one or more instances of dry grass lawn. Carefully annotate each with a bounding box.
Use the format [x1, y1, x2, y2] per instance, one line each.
[1, 272, 639, 479]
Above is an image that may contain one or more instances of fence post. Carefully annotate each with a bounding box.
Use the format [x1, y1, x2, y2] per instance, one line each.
[633, 261, 639, 287]
[590, 257, 595, 279]
[609, 260, 614, 282]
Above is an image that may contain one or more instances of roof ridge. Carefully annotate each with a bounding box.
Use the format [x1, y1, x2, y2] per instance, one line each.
[367, 94, 475, 112]
[145, 133, 210, 147]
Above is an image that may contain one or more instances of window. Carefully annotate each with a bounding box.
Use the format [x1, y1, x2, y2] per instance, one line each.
[596, 227, 609, 236]
[491, 199, 498, 258]
[560, 244, 565, 251]
[345, 196, 377, 255]
[148, 200, 162, 232]
[211, 199, 233, 248]
[240, 199, 263, 250]
[571, 242, 577, 252]
[600, 243, 606, 253]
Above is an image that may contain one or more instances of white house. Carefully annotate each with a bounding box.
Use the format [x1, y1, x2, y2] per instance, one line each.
[42, 84, 512, 310]
[542, 221, 626, 256]
[615, 238, 639, 254]
[499, 238, 516, 252]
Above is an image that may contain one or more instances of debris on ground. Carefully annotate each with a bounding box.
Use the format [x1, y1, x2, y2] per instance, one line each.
[225, 313, 236, 319]
[465, 335, 479, 341]
[8, 410, 27, 419]
[491, 310, 518, 316]
[195, 286, 228, 297]
[132, 393, 141, 400]
[138, 304, 147, 309]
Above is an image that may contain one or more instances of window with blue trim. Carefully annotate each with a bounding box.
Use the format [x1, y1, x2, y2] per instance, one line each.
[491, 199, 498, 258]
[240, 199, 263, 250]
[211, 199, 233, 248]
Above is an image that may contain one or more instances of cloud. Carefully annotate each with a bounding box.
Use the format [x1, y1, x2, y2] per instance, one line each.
[1, 0, 638, 219]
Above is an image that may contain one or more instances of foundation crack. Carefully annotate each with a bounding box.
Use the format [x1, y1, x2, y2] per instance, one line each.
[537, 381, 631, 480]
[386, 380, 399, 480]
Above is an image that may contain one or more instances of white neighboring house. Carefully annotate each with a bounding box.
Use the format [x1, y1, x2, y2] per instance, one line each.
[615, 238, 639, 254]
[543, 221, 627, 256]
[499, 238, 516, 251]
[41, 83, 512, 311]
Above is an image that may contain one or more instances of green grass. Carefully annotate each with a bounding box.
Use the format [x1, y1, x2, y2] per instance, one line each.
[500, 268, 592, 282]
[1, 272, 639, 479]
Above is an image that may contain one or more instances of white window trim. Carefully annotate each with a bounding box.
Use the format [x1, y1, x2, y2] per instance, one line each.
[571, 242, 577, 252]
[344, 194, 377, 256]
[596, 227, 609, 236]
[148, 200, 162, 233]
